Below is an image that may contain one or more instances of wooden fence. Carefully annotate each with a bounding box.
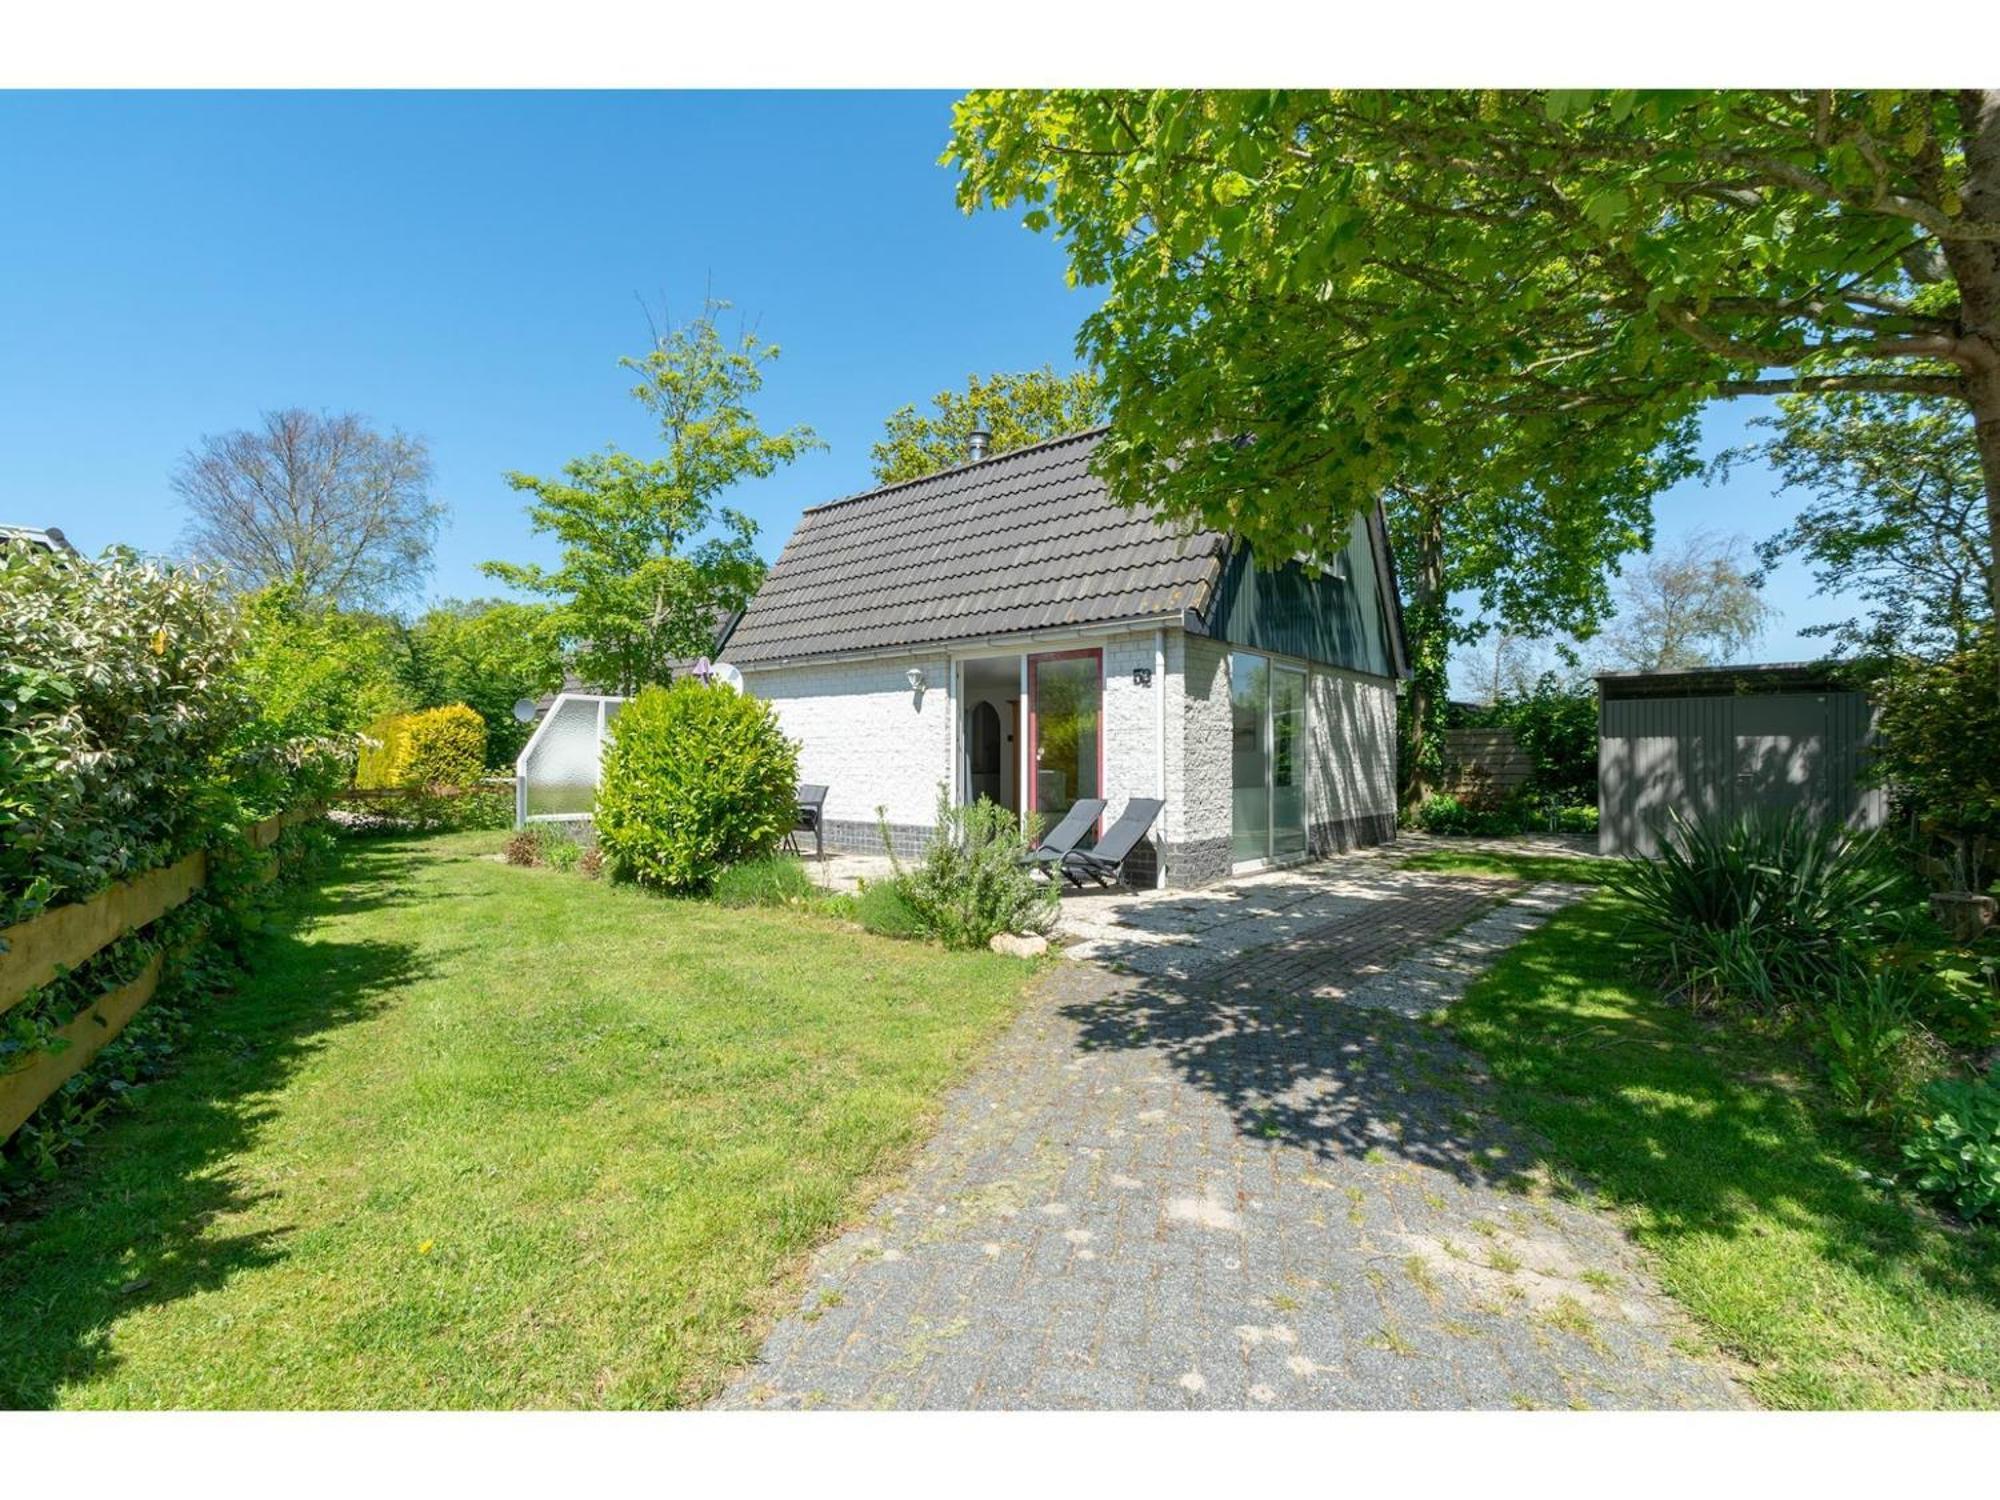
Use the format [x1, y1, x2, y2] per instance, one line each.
[1440, 725, 1536, 804]
[0, 805, 317, 1141]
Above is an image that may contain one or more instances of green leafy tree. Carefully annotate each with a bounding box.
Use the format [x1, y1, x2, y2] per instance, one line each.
[948, 89, 2000, 692]
[233, 581, 412, 744]
[1384, 436, 1690, 799]
[1600, 532, 1773, 672]
[401, 599, 565, 766]
[1866, 627, 2000, 892]
[871, 366, 1108, 484]
[485, 302, 821, 694]
[1726, 391, 1993, 657]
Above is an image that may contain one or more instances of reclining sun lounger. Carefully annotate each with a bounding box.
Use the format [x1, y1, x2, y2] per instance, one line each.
[1019, 797, 1107, 875]
[1062, 797, 1165, 889]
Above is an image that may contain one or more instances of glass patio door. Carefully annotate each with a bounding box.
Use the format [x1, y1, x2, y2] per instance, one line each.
[1230, 654, 1270, 863]
[1231, 652, 1309, 864]
[1271, 666, 1308, 857]
[1028, 649, 1101, 832]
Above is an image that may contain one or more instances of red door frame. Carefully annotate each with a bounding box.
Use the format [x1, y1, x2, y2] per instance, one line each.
[1026, 647, 1105, 836]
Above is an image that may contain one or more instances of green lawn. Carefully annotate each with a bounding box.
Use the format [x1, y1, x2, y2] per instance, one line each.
[1447, 891, 2000, 1408]
[1398, 849, 1615, 886]
[0, 830, 1035, 1408]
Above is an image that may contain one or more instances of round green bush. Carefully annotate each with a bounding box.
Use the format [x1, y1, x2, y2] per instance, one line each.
[594, 681, 799, 893]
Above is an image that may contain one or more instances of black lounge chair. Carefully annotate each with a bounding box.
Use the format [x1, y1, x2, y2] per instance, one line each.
[787, 783, 828, 860]
[1062, 797, 1165, 889]
[1019, 797, 1106, 875]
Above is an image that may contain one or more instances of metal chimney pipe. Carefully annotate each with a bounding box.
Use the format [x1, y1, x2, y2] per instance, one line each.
[967, 425, 992, 463]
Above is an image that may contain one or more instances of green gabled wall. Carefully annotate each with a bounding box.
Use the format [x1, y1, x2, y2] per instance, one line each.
[1203, 510, 1396, 678]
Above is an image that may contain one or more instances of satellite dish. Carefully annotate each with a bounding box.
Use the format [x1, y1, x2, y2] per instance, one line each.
[712, 661, 745, 694]
[512, 698, 538, 723]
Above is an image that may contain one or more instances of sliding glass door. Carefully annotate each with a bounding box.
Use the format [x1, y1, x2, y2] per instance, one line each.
[1028, 649, 1101, 832]
[1272, 666, 1308, 857]
[1230, 654, 1270, 863]
[1231, 651, 1308, 865]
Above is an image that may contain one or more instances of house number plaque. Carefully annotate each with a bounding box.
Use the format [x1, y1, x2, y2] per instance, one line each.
[1132, 667, 1154, 687]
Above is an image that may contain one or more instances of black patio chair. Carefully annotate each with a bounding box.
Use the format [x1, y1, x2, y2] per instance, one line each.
[787, 783, 828, 860]
[1061, 797, 1166, 889]
[1018, 797, 1106, 876]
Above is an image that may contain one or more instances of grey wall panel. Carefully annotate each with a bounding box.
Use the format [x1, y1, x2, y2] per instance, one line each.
[1207, 518, 1393, 678]
[1599, 688, 1885, 856]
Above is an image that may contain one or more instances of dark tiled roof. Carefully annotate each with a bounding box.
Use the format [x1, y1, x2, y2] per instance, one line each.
[722, 429, 1229, 665]
[0, 524, 78, 556]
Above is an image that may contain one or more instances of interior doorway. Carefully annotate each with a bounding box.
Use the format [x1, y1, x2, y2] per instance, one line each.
[959, 655, 1023, 816]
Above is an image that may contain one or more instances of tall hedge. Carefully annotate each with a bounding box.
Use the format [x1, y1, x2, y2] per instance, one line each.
[401, 705, 487, 788]
[595, 681, 799, 893]
[2, 545, 249, 922]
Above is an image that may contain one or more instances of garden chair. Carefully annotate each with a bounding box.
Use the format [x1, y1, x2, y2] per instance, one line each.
[1062, 797, 1166, 889]
[787, 783, 828, 861]
[1019, 797, 1106, 877]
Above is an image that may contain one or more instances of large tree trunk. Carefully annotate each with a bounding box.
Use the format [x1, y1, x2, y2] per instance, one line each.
[1951, 90, 2000, 675]
[1399, 499, 1449, 808]
[1973, 367, 2000, 641]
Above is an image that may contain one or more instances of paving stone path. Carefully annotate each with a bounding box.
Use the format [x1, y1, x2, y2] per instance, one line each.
[717, 868, 1742, 1410]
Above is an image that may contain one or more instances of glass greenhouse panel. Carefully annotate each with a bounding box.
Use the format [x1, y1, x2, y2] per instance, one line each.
[516, 693, 626, 824]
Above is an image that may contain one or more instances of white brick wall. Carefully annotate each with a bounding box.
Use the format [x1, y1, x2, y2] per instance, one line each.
[1167, 632, 1235, 885]
[1099, 632, 1162, 816]
[741, 655, 952, 833]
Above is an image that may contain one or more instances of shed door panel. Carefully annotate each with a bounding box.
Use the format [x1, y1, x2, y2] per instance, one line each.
[1730, 694, 1829, 822]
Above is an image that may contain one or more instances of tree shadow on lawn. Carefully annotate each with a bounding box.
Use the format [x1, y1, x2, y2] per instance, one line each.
[0, 839, 428, 1409]
[1442, 898, 2000, 1320]
[1055, 892, 2000, 1327]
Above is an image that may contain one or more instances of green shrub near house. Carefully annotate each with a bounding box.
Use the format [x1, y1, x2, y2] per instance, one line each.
[594, 680, 800, 894]
[884, 789, 1057, 950]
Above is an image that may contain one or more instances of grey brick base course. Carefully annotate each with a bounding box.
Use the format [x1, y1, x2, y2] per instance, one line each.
[822, 818, 932, 860]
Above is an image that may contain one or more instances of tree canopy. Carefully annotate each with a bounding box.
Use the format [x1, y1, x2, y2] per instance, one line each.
[400, 599, 566, 767]
[1726, 390, 1993, 656]
[871, 367, 1108, 484]
[175, 407, 445, 611]
[948, 90, 2000, 646]
[1600, 532, 1773, 673]
[484, 302, 819, 695]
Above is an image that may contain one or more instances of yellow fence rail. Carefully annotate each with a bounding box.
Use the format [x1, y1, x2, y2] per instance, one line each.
[0, 806, 317, 1141]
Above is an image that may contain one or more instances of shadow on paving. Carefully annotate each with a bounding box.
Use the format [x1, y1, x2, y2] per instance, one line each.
[1055, 965, 1536, 1192]
[0, 838, 427, 1409]
[1055, 890, 2000, 1401]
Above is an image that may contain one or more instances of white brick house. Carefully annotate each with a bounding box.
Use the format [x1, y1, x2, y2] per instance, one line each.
[718, 428, 1409, 887]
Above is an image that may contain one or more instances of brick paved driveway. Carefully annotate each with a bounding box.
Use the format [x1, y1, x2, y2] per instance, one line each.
[717, 861, 1741, 1410]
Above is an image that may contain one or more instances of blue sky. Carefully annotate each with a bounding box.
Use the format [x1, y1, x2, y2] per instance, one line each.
[0, 90, 1825, 684]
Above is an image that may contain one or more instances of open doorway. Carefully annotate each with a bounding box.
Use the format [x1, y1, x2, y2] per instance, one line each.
[959, 655, 1023, 816]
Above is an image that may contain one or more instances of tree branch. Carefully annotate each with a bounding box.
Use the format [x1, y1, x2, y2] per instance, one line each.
[1717, 373, 1966, 398]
